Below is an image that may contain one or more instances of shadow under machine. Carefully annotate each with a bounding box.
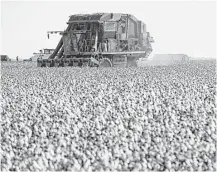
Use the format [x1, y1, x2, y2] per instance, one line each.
[37, 13, 154, 67]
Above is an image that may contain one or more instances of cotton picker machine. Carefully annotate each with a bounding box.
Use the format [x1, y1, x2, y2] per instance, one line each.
[37, 13, 154, 67]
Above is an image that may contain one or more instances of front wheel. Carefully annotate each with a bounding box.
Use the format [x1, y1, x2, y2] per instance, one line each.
[99, 58, 112, 67]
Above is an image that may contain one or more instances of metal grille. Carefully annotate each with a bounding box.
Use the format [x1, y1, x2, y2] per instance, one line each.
[104, 22, 117, 31]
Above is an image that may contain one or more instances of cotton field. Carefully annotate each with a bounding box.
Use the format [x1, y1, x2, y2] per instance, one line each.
[1, 60, 216, 171]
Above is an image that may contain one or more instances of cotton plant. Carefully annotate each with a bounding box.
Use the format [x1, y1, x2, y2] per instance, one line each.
[1, 60, 216, 171]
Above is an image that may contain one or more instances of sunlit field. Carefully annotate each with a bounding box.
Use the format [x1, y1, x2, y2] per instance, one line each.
[1, 60, 216, 171]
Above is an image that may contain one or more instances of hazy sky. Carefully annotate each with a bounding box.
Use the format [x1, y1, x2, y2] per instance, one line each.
[1, 1, 216, 59]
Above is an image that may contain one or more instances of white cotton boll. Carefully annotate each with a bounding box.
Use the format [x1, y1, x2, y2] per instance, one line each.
[132, 162, 142, 171]
[208, 143, 216, 154]
[147, 162, 152, 170]
[59, 138, 66, 148]
[205, 144, 211, 153]
[9, 151, 14, 158]
[83, 159, 91, 170]
[188, 138, 195, 146]
[185, 159, 191, 166]
[149, 150, 156, 158]
[177, 154, 186, 161]
[170, 154, 177, 162]
[50, 100, 56, 106]
[211, 132, 216, 142]
[77, 121, 83, 129]
[65, 107, 75, 118]
[61, 157, 68, 165]
[86, 166, 93, 172]
[141, 160, 148, 170]
[5, 153, 11, 161]
[32, 160, 41, 170]
[113, 158, 120, 169]
[73, 159, 81, 171]
[181, 143, 188, 152]
[154, 163, 161, 171]
[156, 154, 162, 161]
[56, 146, 62, 154]
[25, 127, 32, 139]
[14, 166, 22, 172]
[155, 137, 161, 143]
[73, 126, 79, 135]
[95, 130, 101, 135]
[34, 146, 42, 155]
[80, 167, 87, 172]
[192, 157, 198, 168]
[185, 142, 192, 150]
[37, 158, 45, 170]
[159, 146, 166, 155]
[95, 120, 101, 130]
[33, 125, 39, 134]
[55, 154, 62, 163]
[45, 151, 52, 160]
[206, 128, 212, 135]
[7, 159, 13, 169]
[18, 138, 25, 147]
[48, 145, 55, 155]
[23, 135, 29, 146]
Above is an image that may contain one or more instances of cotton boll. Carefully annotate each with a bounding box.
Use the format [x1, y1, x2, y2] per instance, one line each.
[83, 159, 91, 170]
[132, 162, 142, 171]
[32, 160, 41, 170]
[177, 154, 186, 161]
[147, 162, 152, 170]
[59, 138, 67, 148]
[73, 159, 81, 171]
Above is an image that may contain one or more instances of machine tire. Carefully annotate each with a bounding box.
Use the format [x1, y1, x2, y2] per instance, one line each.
[50, 60, 55, 67]
[58, 59, 64, 67]
[41, 61, 46, 67]
[99, 58, 112, 67]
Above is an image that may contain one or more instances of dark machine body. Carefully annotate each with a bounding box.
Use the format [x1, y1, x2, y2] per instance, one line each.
[37, 13, 154, 67]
